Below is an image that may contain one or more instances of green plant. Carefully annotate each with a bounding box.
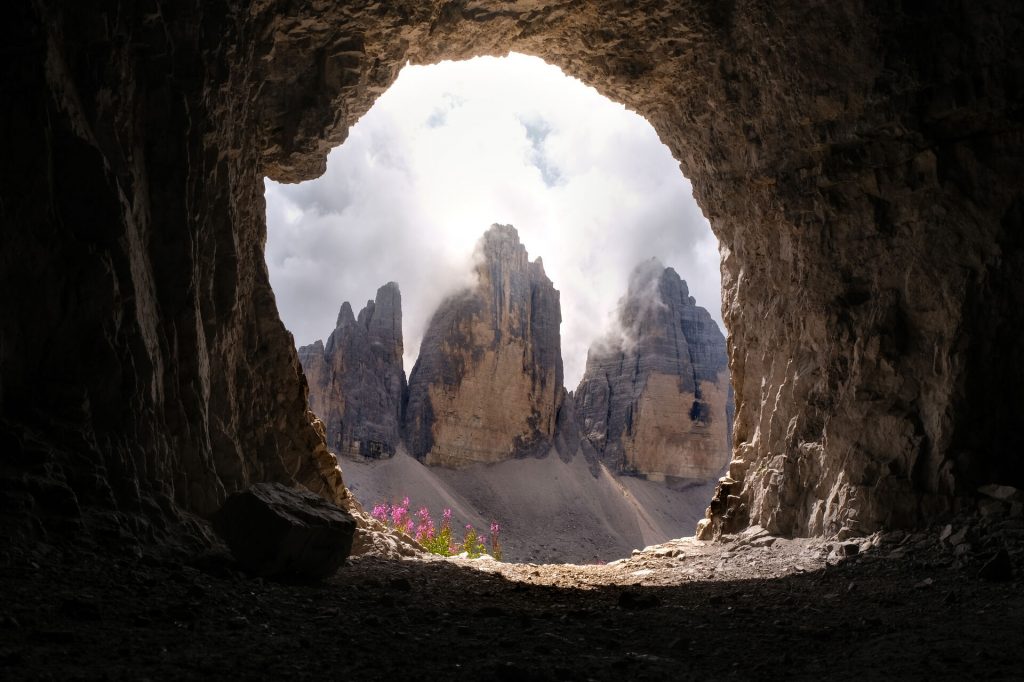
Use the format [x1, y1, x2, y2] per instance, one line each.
[370, 499, 502, 560]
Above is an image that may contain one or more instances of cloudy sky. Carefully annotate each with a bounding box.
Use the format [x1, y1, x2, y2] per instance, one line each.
[265, 53, 721, 389]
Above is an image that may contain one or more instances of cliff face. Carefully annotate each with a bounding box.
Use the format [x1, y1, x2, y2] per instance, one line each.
[5, 1, 1022, 546]
[575, 260, 732, 481]
[405, 225, 563, 466]
[298, 283, 406, 459]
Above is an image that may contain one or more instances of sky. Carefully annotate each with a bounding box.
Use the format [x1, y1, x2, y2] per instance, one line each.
[264, 53, 722, 389]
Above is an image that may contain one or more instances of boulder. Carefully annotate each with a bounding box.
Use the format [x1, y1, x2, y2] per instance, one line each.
[212, 483, 356, 580]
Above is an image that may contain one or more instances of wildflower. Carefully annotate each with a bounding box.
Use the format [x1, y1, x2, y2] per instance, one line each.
[371, 503, 389, 524]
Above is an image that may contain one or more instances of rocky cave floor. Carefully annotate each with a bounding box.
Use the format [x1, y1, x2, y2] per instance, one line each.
[2, 515, 1023, 681]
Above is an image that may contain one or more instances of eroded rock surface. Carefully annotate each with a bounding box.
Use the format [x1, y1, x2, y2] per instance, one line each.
[298, 283, 407, 460]
[575, 260, 732, 480]
[4, 2, 1023, 545]
[405, 225, 563, 466]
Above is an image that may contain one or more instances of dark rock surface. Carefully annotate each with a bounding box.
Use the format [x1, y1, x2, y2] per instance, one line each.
[298, 283, 407, 460]
[404, 225, 563, 466]
[2, 1, 1023, 548]
[212, 482, 355, 580]
[3, 512, 1023, 679]
[575, 260, 732, 480]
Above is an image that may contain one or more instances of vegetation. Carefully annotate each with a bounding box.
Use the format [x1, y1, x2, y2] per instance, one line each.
[371, 497, 502, 561]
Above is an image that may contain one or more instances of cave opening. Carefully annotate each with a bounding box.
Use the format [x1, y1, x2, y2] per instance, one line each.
[264, 54, 733, 564]
[5, 2, 1024, 677]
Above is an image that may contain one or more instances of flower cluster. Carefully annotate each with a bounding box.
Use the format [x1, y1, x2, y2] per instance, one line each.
[370, 497, 503, 560]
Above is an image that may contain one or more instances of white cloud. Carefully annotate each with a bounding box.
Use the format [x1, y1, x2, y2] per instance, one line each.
[264, 53, 722, 389]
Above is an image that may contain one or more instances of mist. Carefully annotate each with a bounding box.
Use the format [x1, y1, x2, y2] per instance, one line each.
[264, 53, 722, 389]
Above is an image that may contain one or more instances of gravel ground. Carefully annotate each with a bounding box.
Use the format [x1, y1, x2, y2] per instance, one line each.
[1, 517, 1022, 681]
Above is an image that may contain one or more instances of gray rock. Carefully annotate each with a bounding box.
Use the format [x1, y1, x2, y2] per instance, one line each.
[979, 549, 1013, 582]
[404, 225, 563, 465]
[978, 485, 1020, 501]
[299, 282, 407, 459]
[212, 483, 356, 580]
[575, 259, 732, 480]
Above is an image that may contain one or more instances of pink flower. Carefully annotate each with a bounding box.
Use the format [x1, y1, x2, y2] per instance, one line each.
[371, 504, 389, 523]
[402, 496, 410, 508]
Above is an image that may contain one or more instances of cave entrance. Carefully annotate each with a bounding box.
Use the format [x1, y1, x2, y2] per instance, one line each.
[265, 54, 732, 564]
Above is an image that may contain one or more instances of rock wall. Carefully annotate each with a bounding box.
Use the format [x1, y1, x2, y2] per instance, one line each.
[405, 225, 563, 466]
[298, 283, 406, 460]
[575, 260, 731, 480]
[4, 1, 1022, 543]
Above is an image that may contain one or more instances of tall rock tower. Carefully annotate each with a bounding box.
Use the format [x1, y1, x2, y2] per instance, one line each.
[574, 259, 732, 480]
[298, 282, 407, 459]
[404, 224, 564, 466]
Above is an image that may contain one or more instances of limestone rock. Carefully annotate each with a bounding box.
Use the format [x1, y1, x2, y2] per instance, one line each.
[5, 1, 1023, 546]
[404, 225, 563, 466]
[298, 283, 407, 460]
[574, 259, 732, 480]
[212, 483, 356, 580]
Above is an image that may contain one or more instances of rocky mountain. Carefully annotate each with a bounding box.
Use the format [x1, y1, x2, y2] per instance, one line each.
[574, 259, 732, 481]
[298, 282, 407, 459]
[404, 224, 564, 466]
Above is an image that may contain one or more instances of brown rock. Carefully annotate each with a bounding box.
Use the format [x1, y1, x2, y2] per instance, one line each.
[404, 225, 563, 466]
[575, 260, 731, 480]
[3, 1, 1022, 546]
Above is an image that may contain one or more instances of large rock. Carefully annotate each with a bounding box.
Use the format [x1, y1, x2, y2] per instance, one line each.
[404, 225, 563, 466]
[298, 283, 407, 460]
[212, 483, 356, 580]
[575, 259, 732, 480]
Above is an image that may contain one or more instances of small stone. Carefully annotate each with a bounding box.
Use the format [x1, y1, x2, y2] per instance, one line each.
[881, 530, 905, 545]
[948, 528, 969, 546]
[228, 616, 249, 630]
[978, 549, 1013, 582]
[913, 578, 934, 589]
[750, 535, 776, 548]
[978, 485, 1019, 501]
[979, 499, 1007, 518]
[617, 590, 661, 610]
[389, 577, 412, 592]
[939, 524, 953, 541]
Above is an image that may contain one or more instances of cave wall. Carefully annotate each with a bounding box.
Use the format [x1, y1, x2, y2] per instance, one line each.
[2, 0, 1022, 543]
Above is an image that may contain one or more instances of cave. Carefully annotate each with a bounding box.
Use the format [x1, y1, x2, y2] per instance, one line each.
[3, 1, 1023, 678]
